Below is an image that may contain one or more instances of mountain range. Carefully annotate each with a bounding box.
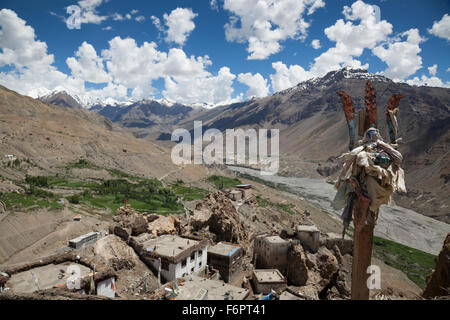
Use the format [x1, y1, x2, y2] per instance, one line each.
[24, 67, 450, 222]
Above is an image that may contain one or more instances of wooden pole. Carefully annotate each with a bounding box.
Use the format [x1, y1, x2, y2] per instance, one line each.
[351, 214, 375, 300]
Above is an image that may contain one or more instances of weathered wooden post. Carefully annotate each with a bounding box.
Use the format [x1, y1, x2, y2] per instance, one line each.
[336, 82, 405, 300]
[351, 212, 376, 300]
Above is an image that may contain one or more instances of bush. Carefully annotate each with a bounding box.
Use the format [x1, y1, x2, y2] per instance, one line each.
[25, 175, 49, 187]
[67, 194, 81, 204]
[26, 186, 54, 198]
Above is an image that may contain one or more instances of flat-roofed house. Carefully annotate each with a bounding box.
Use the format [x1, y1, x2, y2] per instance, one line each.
[207, 242, 244, 283]
[140, 235, 208, 282]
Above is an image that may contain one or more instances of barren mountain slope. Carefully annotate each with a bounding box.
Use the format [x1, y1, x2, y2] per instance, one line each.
[0, 85, 205, 183]
[183, 69, 450, 222]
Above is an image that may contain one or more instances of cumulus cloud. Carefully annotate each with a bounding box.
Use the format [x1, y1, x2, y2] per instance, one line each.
[268, 1, 428, 92]
[223, 0, 325, 60]
[162, 8, 198, 46]
[310, 0, 391, 76]
[0, 9, 81, 97]
[163, 67, 238, 105]
[65, 0, 108, 29]
[0, 9, 242, 106]
[428, 64, 437, 76]
[270, 61, 311, 92]
[372, 28, 425, 80]
[0, 9, 54, 72]
[66, 41, 111, 83]
[406, 74, 450, 88]
[428, 14, 450, 41]
[237, 72, 270, 98]
[311, 39, 321, 49]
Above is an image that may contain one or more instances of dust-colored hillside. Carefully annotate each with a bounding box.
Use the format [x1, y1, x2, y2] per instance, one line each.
[0, 85, 205, 183]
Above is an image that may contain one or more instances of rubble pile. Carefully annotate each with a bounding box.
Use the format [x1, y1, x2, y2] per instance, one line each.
[284, 231, 352, 299]
[147, 215, 180, 237]
[110, 206, 148, 241]
[191, 191, 248, 245]
[423, 233, 450, 299]
[110, 206, 181, 241]
[94, 235, 137, 271]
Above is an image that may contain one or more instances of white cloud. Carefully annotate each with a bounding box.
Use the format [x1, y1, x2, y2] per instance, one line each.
[66, 41, 110, 83]
[101, 37, 165, 99]
[112, 13, 125, 21]
[130, 9, 139, 15]
[237, 72, 270, 98]
[210, 0, 219, 12]
[311, 39, 321, 49]
[0, 10, 241, 106]
[163, 8, 198, 46]
[372, 28, 425, 80]
[65, 0, 108, 29]
[223, 0, 325, 60]
[150, 16, 163, 32]
[163, 67, 238, 105]
[0, 9, 84, 98]
[447, 67, 450, 72]
[0, 9, 54, 72]
[270, 61, 311, 92]
[310, 0, 391, 76]
[135, 15, 145, 22]
[102, 25, 112, 31]
[406, 74, 450, 88]
[100, 37, 231, 103]
[428, 64, 437, 76]
[428, 14, 450, 41]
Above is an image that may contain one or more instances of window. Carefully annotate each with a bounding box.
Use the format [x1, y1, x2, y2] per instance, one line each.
[191, 252, 195, 261]
[181, 259, 186, 268]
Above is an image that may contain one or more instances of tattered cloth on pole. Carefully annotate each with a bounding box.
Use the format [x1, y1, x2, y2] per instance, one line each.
[333, 132, 406, 215]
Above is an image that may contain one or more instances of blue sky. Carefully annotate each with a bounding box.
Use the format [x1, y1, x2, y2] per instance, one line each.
[0, 0, 449, 106]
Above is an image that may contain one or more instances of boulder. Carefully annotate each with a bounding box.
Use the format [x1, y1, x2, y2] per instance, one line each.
[191, 203, 212, 229]
[113, 225, 131, 241]
[147, 215, 180, 237]
[93, 235, 137, 271]
[130, 214, 148, 236]
[110, 206, 149, 240]
[296, 225, 320, 253]
[287, 244, 309, 286]
[317, 247, 339, 281]
[191, 192, 247, 245]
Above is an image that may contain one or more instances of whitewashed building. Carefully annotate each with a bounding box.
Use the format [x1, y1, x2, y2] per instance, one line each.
[142, 235, 208, 282]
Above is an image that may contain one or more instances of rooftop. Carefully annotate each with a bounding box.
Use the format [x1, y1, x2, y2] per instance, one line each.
[208, 242, 242, 257]
[175, 275, 249, 300]
[142, 235, 207, 263]
[253, 269, 285, 283]
[260, 235, 288, 244]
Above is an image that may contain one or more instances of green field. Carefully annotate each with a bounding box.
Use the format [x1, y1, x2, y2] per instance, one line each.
[207, 175, 242, 189]
[0, 192, 63, 211]
[373, 236, 437, 289]
[9, 164, 212, 215]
